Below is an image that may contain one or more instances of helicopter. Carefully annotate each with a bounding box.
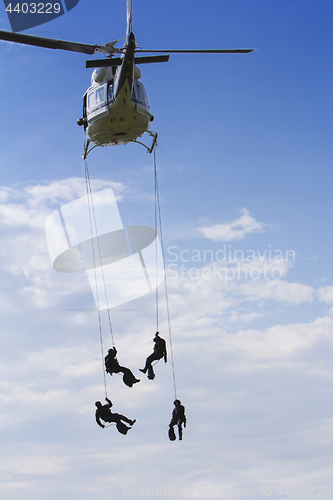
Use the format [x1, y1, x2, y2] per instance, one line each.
[0, 0, 255, 157]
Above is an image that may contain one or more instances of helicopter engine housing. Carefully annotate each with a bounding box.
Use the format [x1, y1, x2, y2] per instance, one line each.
[134, 64, 141, 79]
[92, 67, 114, 85]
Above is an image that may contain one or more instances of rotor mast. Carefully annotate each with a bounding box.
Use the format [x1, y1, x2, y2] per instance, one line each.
[127, 0, 133, 36]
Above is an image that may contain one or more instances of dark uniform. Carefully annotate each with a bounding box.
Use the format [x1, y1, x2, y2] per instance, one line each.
[105, 347, 140, 387]
[95, 398, 136, 434]
[139, 332, 167, 379]
[169, 399, 186, 441]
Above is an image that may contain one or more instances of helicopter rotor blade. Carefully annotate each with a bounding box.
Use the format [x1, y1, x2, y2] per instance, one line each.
[86, 58, 123, 68]
[134, 55, 170, 64]
[135, 48, 255, 54]
[0, 30, 101, 55]
[86, 54, 170, 68]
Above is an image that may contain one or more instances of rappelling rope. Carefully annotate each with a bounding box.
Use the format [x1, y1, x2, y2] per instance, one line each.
[153, 149, 177, 400]
[84, 161, 115, 349]
[84, 159, 108, 399]
[154, 159, 159, 332]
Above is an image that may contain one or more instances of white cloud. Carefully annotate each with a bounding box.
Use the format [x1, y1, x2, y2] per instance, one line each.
[166, 259, 314, 320]
[220, 315, 333, 362]
[0, 186, 15, 203]
[0, 454, 65, 477]
[237, 279, 314, 305]
[228, 310, 264, 323]
[0, 179, 130, 310]
[318, 285, 333, 303]
[0, 203, 48, 230]
[197, 208, 274, 242]
[24, 178, 126, 207]
[0, 178, 126, 230]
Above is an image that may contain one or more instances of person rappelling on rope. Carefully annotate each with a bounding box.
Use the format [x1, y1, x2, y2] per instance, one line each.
[105, 347, 140, 387]
[139, 332, 167, 380]
[95, 398, 136, 434]
[168, 399, 186, 441]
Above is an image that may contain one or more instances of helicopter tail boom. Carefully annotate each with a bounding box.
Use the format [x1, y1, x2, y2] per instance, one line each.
[114, 31, 136, 100]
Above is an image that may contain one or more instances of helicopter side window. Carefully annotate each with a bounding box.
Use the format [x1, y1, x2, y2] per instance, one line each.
[86, 84, 109, 119]
[87, 91, 95, 112]
[108, 83, 114, 103]
[96, 87, 105, 106]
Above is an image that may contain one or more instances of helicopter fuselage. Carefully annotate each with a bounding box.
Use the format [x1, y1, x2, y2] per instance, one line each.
[79, 30, 154, 151]
[83, 76, 152, 147]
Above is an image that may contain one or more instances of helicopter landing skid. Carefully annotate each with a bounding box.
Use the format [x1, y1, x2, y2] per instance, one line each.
[133, 130, 158, 154]
[82, 131, 158, 159]
[82, 139, 98, 160]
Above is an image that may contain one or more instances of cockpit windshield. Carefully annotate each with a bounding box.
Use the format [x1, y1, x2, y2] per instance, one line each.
[133, 81, 149, 107]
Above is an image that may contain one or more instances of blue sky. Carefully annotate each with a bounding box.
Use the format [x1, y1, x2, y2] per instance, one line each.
[0, 1, 333, 498]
